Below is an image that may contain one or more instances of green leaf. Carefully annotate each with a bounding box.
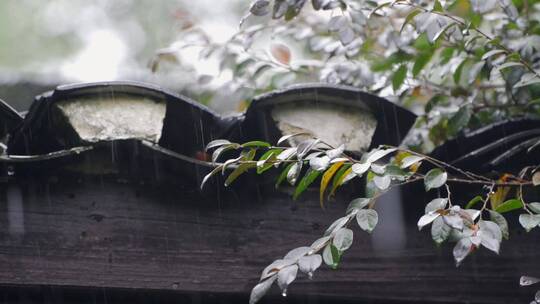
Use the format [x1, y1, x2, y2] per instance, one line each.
[241, 141, 271, 148]
[453, 59, 468, 85]
[392, 64, 407, 91]
[412, 52, 433, 77]
[448, 105, 472, 135]
[293, 169, 321, 200]
[494, 199, 524, 213]
[225, 163, 255, 186]
[329, 164, 352, 197]
[488, 210, 509, 240]
[257, 148, 282, 174]
[424, 168, 447, 191]
[322, 244, 341, 269]
[433, 0, 443, 12]
[440, 47, 455, 64]
[275, 163, 295, 189]
[465, 195, 483, 209]
[356, 209, 378, 233]
[400, 9, 421, 33]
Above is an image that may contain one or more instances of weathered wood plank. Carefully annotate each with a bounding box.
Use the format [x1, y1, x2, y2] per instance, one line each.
[0, 173, 539, 303]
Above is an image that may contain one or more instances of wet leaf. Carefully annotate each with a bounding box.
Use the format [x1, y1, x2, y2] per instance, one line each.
[481, 49, 506, 60]
[365, 148, 397, 163]
[200, 165, 224, 190]
[496, 61, 523, 71]
[205, 139, 232, 151]
[297, 139, 320, 158]
[249, 275, 277, 304]
[325, 144, 345, 159]
[424, 168, 447, 191]
[322, 244, 341, 269]
[257, 149, 282, 174]
[310, 236, 331, 250]
[453, 237, 473, 266]
[277, 132, 312, 145]
[373, 175, 391, 190]
[277, 147, 297, 161]
[514, 74, 540, 89]
[418, 212, 439, 230]
[250, 0, 271, 16]
[225, 163, 255, 186]
[287, 161, 303, 185]
[488, 210, 509, 240]
[212, 144, 237, 162]
[298, 254, 322, 275]
[478, 220, 502, 254]
[356, 209, 378, 233]
[320, 162, 345, 206]
[400, 9, 421, 33]
[533, 171, 540, 186]
[519, 214, 540, 232]
[465, 195, 483, 209]
[448, 105, 471, 135]
[276, 163, 295, 188]
[284, 246, 311, 261]
[431, 216, 451, 244]
[347, 197, 371, 214]
[333, 228, 354, 251]
[400, 155, 423, 169]
[294, 169, 321, 200]
[494, 199, 524, 213]
[328, 15, 348, 32]
[277, 264, 298, 292]
[338, 26, 355, 45]
[324, 216, 349, 236]
[270, 43, 292, 65]
[352, 162, 371, 176]
[412, 52, 433, 77]
[242, 141, 271, 148]
[425, 198, 448, 213]
[330, 164, 351, 195]
[392, 64, 407, 91]
[260, 259, 295, 280]
[309, 156, 330, 171]
[444, 214, 464, 230]
[528, 202, 540, 214]
[520, 276, 540, 286]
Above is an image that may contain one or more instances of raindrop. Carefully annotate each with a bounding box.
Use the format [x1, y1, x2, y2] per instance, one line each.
[281, 289, 287, 297]
[520, 276, 540, 286]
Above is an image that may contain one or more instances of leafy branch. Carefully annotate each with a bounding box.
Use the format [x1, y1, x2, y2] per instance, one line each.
[202, 134, 539, 303]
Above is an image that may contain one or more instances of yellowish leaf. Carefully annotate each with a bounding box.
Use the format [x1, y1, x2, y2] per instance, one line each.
[320, 161, 345, 208]
[270, 43, 291, 65]
[329, 166, 353, 198]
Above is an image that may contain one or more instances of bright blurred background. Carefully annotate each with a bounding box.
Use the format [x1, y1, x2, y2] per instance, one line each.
[0, 0, 245, 110]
